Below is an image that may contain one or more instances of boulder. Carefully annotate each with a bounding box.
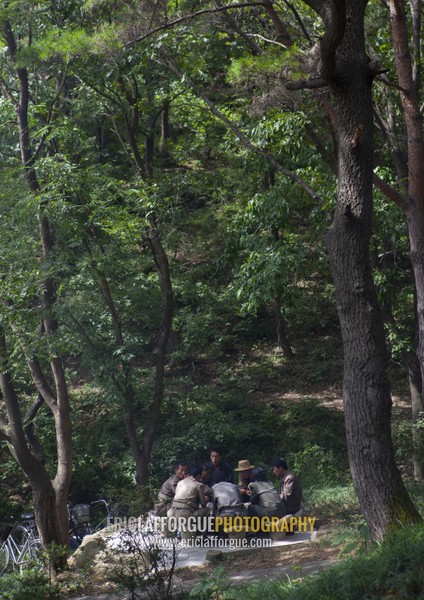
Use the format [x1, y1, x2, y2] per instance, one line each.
[68, 533, 106, 569]
[206, 549, 224, 563]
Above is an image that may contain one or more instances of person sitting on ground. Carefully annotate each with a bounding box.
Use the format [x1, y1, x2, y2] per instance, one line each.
[211, 481, 246, 517]
[247, 467, 286, 519]
[167, 466, 210, 519]
[271, 457, 303, 516]
[209, 447, 234, 484]
[234, 459, 255, 502]
[154, 461, 188, 516]
[200, 463, 214, 501]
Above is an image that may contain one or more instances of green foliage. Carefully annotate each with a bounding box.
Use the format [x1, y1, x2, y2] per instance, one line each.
[68, 386, 137, 501]
[228, 47, 290, 83]
[392, 409, 424, 464]
[330, 522, 374, 558]
[249, 112, 309, 151]
[0, 4, 422, 585]
[288, 443, 342, 489]
[31, 27, 94, 60]
[150, 390, 349, 493]
[0, 568, 61, 600]
[190, 566, 229, 599]
[304, 485, 360, 522]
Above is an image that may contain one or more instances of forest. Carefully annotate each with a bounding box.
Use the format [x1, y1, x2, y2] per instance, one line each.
[1, 0, 424, 597]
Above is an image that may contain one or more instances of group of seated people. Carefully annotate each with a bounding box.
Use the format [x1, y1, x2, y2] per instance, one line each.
[154, 447, 302, 534]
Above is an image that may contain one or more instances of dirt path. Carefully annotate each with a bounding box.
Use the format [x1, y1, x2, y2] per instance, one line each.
[68, 537, 341, 599]
[177, 539, 340, 581]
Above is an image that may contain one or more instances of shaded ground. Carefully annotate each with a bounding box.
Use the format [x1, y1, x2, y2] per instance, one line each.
[177, 539, 340, 581]
[67, 535, 341, 599]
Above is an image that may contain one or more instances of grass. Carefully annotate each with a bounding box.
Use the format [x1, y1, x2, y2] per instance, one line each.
[304, 484, 360, 521]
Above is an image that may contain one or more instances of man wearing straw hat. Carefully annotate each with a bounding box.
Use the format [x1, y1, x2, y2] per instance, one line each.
[234, 459, 255, 502]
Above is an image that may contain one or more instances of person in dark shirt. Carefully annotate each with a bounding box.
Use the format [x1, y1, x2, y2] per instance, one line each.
[154, 461, 188, 516]
[209, 447, 233, 484]
[271, 457, 303, 515]
[201, 463, 214, 501]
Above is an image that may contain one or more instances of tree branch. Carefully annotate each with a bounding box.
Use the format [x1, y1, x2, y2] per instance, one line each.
[83, 238, 125, 347]
[320, 1, 346, 80]
[372, 173, 409, 210]
[303, 0, 346, 80]
[214, 0, 263, 55]
[62, 307, 102, 355]
[262, 0, 292, 46]
[0, 327, 38, 472]
[246, 32, 288, 48]
[27, 358, 58, 409]
[25, 392, 45, 422]
[33, 66, 70, 162]
[0, 78, 18, 106]
[375, 73, 409, 95]
[281, 0, 313, 41]
[24, 393, 45, 464]
[125, 3, 267, 46]
[7, 321, 58, 409]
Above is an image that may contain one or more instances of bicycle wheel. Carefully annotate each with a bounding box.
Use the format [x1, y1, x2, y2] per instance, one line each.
[69, 524, 95, 547]
[10, 525, 34, 550]
[0, 543, 10, 575]
[18, 539, 43, 572]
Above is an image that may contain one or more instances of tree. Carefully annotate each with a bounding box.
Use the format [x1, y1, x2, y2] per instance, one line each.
[0, 4, 72, 568]
[376, 0, 424, 482]
[135, 0, 422, 538]
[62, 38, 176, 493]
[291, 0, 420, 538]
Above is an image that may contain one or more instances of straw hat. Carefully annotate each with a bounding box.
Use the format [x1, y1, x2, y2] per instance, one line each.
[234, 459, 255, 471]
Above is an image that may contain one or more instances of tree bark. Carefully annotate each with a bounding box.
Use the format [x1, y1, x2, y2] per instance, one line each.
[2, 18, 72, 569]
[309, 0, 421, 539]
[408, 351, 424, 481]
[159, 101, 170, 156]
[388, 0, 424, 406]
[0, 332, 70, 562]
[139, 229, 174, 490]
[116, 68, 174, 493]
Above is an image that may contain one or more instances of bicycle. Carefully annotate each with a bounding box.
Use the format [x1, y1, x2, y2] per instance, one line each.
[0, 513, 42, 575]
[68, 502, 95, 548]
[68, 498, 126, 547]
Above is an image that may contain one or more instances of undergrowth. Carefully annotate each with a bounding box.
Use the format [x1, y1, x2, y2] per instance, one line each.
[205, 523, 424, 600]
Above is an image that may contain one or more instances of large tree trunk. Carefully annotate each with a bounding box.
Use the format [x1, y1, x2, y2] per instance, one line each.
[31, 473, 70, 555]
[310, 0, 421, 539]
